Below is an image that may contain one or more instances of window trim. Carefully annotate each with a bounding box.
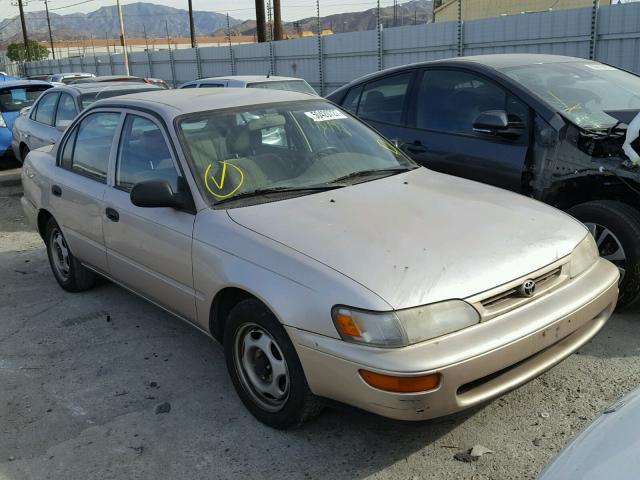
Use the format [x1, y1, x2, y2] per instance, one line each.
[356, 69, 417, 128]
[406, 66, 531, 144]
[56, 109, 124, 185]
[32, 92, 61, 126]
[114, 111, 181, 193]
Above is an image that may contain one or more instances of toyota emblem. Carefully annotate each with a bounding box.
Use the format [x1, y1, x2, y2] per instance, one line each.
[519, 279, 536, 297]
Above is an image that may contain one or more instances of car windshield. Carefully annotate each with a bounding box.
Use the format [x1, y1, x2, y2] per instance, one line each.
[79, 87, 159, 109]
[177, 100, 416, 206]
[502, 61, 640, 129]
[0, 86, 50, 112]
[247, 80, 317, 96]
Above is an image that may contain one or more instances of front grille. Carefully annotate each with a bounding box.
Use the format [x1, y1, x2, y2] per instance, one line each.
[470, 259, 570, 321]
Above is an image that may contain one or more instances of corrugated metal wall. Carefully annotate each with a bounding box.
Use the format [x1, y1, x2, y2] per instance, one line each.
[22, 2, 640, 94]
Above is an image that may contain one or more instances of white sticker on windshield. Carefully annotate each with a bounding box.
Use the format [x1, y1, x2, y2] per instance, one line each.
[584, 64, 616, 71]
[304, 109, 348, 122]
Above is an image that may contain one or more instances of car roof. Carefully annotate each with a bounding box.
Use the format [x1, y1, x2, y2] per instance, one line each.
[48, 81, 160, 95]
[91, 87, 320, 116]
[197, 75, 305, 83]
[331, 54, 592, 93]
[0, 80, 51, 88]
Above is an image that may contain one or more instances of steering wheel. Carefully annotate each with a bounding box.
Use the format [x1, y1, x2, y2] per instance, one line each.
[315, 146, 340, 158]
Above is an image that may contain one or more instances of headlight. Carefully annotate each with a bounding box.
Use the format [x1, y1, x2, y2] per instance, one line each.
[332, 300, 480, 348]
[569, 234, 599, 278]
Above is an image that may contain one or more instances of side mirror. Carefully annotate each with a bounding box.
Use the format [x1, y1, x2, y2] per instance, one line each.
[19, 106, 31, 116]
[130, 180, 180, 209]
[473, 110, 509, 134]
[56, 119, 72, 132]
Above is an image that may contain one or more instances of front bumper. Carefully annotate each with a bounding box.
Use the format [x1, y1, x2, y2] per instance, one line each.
[288, 258, 618, 421]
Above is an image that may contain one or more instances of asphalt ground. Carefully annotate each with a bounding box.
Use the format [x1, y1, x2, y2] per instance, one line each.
[1, 162, 639, 479]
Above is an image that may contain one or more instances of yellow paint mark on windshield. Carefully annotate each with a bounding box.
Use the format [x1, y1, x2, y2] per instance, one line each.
[204, 161, 244, 199]
[376, 137, 402, 156]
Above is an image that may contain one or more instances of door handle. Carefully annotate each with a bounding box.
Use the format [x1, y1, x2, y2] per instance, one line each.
[105, 207, 119, 222]
[51, 185, 61, 197]
[403, 142, 428, 154]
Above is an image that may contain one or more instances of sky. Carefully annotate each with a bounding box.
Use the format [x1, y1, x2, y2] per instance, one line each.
[8, 0, 640, 23]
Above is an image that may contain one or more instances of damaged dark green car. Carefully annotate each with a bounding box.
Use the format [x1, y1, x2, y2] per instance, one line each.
[328, 54, 640, 308]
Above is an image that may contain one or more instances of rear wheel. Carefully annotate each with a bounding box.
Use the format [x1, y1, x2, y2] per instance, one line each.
[45, 217, 96, 292]
[224, 298, 322, 429]
[568, 200, 640, 309]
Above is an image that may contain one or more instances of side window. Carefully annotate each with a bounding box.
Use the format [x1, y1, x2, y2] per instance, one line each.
[199, 83, 224, 88]
[68, 112, 120, 182]
[358, 72, 412, 125]
[117, 115, 178, 192]
[34, 93, 59, 125]
[181, 84, 198, 89]
[55, 94, 78, 127]
[415, 69, 528, 135]
[341, 85, 363, 114]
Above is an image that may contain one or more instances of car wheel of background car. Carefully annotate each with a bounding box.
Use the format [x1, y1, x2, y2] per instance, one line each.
[19, 145, 29, 164]
[45, 217, 96, 292]
[568, 200, 640, 310]
[224, 298, 323, 429]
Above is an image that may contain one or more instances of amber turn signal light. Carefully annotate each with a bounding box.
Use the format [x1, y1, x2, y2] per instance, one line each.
[335, 311, 361, 337]
[359, 369, 441, 393]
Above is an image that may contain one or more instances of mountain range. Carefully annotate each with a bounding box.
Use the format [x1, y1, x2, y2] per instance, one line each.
[0, 2, 241, 44]
[216, 0, 433, 37]
[0, 0, 433, 45]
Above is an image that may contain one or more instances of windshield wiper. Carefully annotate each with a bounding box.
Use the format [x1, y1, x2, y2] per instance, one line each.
[327, 167, 415, 185]
[215, 185, 344, 205]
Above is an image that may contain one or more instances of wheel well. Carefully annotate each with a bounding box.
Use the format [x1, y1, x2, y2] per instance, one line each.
[36, 209, 53, 240]
[19, 142, 28, 155]
[209, 287, 254, 342]
[544, 176, 640, 211]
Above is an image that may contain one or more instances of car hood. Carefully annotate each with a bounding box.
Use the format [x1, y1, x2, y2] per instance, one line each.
[538, 388, 640, 479]
[227, 168, 587, 309]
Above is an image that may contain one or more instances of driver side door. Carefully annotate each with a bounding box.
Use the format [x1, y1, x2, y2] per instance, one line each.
[102, 111, 197, 321]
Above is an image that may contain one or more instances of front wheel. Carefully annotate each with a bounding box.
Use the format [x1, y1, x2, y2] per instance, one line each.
[224, 299, 322, 429]
[568, 200, 640, 309]
[45, 217, 96, 292]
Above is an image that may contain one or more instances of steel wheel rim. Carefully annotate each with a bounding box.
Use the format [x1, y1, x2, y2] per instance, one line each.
[50, 228, 70, 279]
[584, 222, 626, 283]
[233, 322, 289, 413]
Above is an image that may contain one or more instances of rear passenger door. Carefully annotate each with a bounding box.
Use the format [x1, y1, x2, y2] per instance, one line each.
[28, 91, 59, 149]
[403, 68, 530, 192]
[102, 112, 197, 321]
[344, 71, 415, 142]
[50, 110, 122, 273]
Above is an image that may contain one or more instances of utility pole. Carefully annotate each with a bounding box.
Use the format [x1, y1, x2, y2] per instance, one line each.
[16, 0, 30, 62]
[266, 0, 272, 41]
[187, 0, 196, 48]
[255, 0, 266, 43]
[273, 0, 282, 40]
[105, 31, 110, 55]
[116, 0, 130, 74]
[165, 19, 171, 52]
[44, 0, 55, 59]
[90, 33, 96, 57]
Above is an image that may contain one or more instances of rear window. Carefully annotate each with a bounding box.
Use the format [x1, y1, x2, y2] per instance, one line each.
[79, 87, 160, 109]
[0, 86, 50, 112]
[247, 80, 317, 96]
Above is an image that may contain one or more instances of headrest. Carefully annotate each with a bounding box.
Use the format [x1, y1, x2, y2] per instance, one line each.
[247, 114, 285, 131]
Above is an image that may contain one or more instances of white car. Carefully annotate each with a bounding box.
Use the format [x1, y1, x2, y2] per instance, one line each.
[179, 75, 317, 95]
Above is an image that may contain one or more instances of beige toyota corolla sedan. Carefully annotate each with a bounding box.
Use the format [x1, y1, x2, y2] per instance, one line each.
[21, 88, 619, 429]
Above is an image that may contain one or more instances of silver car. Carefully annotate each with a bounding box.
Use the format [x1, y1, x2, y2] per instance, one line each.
[179, 75, 317, 95]
[12, 82, 161, 163]
[21, 89, 619, 429]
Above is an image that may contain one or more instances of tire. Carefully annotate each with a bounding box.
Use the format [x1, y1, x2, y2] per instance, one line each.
[19, 144, 29, 165]
[44, 217, 96, 292]
[568, 200, 640, 310]
[224, 298, 323, 429]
